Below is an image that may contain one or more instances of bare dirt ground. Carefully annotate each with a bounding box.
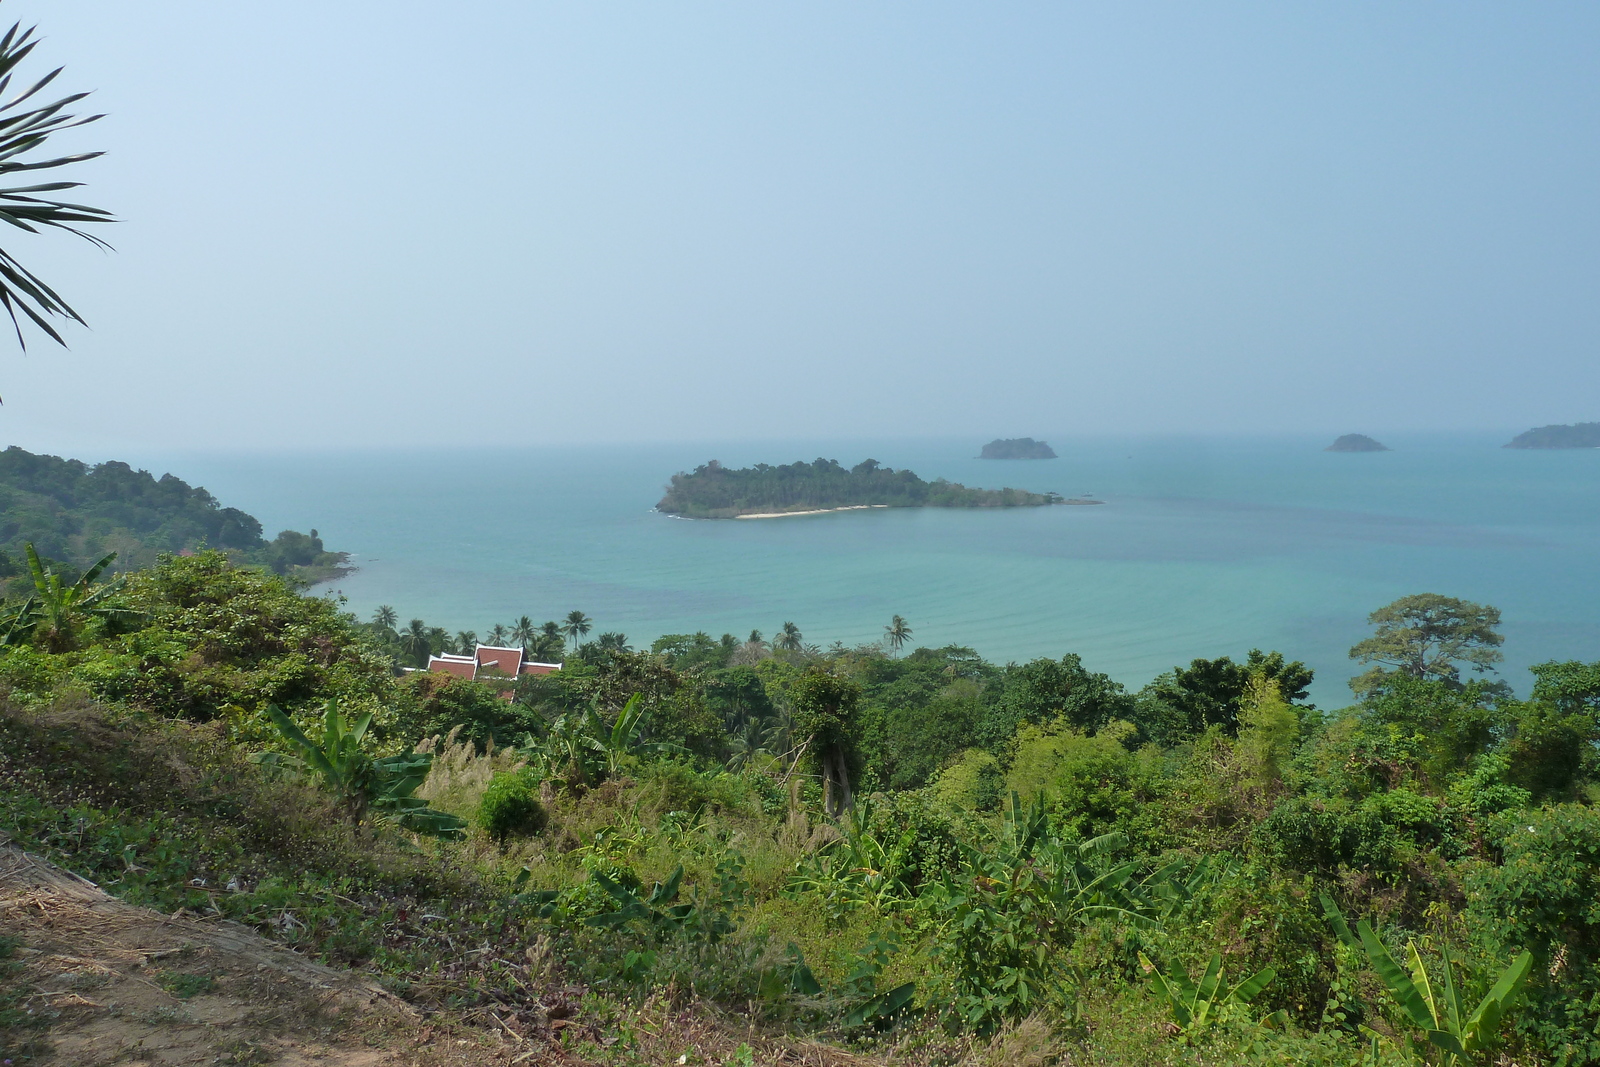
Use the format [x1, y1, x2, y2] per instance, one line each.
[0, 844, 433, 1065]
[0, 846, 926, 1067]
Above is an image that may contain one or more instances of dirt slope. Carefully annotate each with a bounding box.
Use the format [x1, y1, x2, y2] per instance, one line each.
[0, 844, 439, 1065]
[0, 846, 911, 1067]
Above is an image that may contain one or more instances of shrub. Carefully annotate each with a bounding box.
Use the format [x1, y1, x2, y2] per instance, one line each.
[1467, 805, 1600, 1063]
[479, 767, 548, 845]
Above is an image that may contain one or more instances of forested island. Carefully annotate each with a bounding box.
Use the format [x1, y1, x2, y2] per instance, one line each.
[1324, 433, 1389, 452]
[656, 457, 1064, 518]
[0, 445, 349, 586]
[980, 436, 1057, 459]
[1504, 422, 1600, 448]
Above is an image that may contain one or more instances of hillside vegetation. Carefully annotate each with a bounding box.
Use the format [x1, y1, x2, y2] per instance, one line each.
[1, 555, 1598, 1065]
[0, 446, 348, 585]
[658, 458, 1062, 518]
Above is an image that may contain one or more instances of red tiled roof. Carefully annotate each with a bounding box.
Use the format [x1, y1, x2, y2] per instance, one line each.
[425, 646, 561, 684]
[426, 654, 476, 679]
[475, 645, 524, 676]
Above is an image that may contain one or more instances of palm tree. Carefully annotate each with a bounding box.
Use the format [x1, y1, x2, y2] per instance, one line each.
[400, 619, 431, 668]
[562, 610, 592, 649]
[596, 632, 631, 652]
[0, 18, 114, 353]
[511, 615, 536, 651]
[426, 626, 448, 656]
[884, 615, 913, 656]
[372, 605, 398, 631]
[454, 630, 477, 653]
[3, 543, 131, 652]
[775, 622, 802, 653]
[725, 718, 769, 771]
[487, 623, 510, 646]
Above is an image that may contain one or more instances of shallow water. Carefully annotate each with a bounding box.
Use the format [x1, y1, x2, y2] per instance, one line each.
[140, 432, 1600, 707]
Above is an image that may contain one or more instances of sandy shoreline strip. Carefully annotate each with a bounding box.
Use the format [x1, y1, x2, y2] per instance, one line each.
[734, 504, 892, 519]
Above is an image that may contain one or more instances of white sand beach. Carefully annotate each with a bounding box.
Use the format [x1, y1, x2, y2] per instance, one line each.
[733, 504, 891, 519]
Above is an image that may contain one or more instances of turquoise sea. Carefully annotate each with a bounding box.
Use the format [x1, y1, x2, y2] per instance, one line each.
[143, 433, 1600, 707]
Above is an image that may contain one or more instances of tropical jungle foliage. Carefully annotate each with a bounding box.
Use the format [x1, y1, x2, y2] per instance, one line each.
[1, 554, 1599, 1066]
[657, 457, 1063, 518]
[0, 446, 348, 583]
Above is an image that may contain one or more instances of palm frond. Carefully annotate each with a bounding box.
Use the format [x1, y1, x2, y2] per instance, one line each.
[0, 14, 112, 354]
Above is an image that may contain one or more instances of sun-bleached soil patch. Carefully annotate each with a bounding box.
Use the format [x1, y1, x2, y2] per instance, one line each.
[0, 844, 424, 1065]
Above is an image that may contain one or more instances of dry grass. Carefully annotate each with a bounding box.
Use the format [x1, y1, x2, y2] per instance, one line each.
[415, 727, 528, 821]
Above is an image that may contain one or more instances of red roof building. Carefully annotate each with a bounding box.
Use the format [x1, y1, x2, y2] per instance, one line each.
[424, 645, 562, 681]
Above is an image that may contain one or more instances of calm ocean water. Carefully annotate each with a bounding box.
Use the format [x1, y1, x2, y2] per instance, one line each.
[141, 433, 1600, 707]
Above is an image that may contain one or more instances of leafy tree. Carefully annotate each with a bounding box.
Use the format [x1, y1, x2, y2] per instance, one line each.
[1528, 659, 1600, 716]
[792, 668, 862, 817]
[562, 610, 592, 648]
[860, 678, 983, 791]
[0, 15, 113, 350]
[652, 631, 733, 672]
[1138, 649, 1312, 740]
[1349, 594, 1504, 695]
[397, 671, 540, 749]
[883, 615, 912, 655]
[978, 653, 1134, 750]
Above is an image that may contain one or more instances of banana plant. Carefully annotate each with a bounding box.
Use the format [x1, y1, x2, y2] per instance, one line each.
[1322, 894, 1534, 1064]
[585, 864, 735, 943]
[524, 692, 680, 787]
[600, 693, 683, 773]
[259, 702, 466, 839]
[1139, 951, 1285, 1038]
[925, 793, 1158, 1034]
[4, 543, 135, 651]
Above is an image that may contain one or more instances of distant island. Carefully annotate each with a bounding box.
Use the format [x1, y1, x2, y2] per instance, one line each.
[1325, 434, 1389, 453]
[980, 437, 1057, 460]
[657, 458, 1066, 519]
[1504, 422, 1600, 449]
[0, 446, 350, 588]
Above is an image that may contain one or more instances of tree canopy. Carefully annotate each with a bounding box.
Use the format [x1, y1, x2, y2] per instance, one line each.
[1348, 593, 1503, 694]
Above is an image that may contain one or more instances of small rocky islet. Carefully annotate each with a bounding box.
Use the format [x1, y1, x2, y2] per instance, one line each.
[979, 437, 1057, 459]
[1325, 434, 1390, 452]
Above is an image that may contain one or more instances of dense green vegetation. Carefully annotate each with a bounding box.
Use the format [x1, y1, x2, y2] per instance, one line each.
[0, 446, 348, 586]
[1504, 422, 1600, 449]
[2, 555, 1599, 1065]
[658, 458, 1063, 518]
[979, 438, 1057, 459]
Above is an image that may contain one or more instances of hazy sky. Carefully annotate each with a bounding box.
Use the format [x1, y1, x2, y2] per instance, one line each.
[3, 2, 1598, 452]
